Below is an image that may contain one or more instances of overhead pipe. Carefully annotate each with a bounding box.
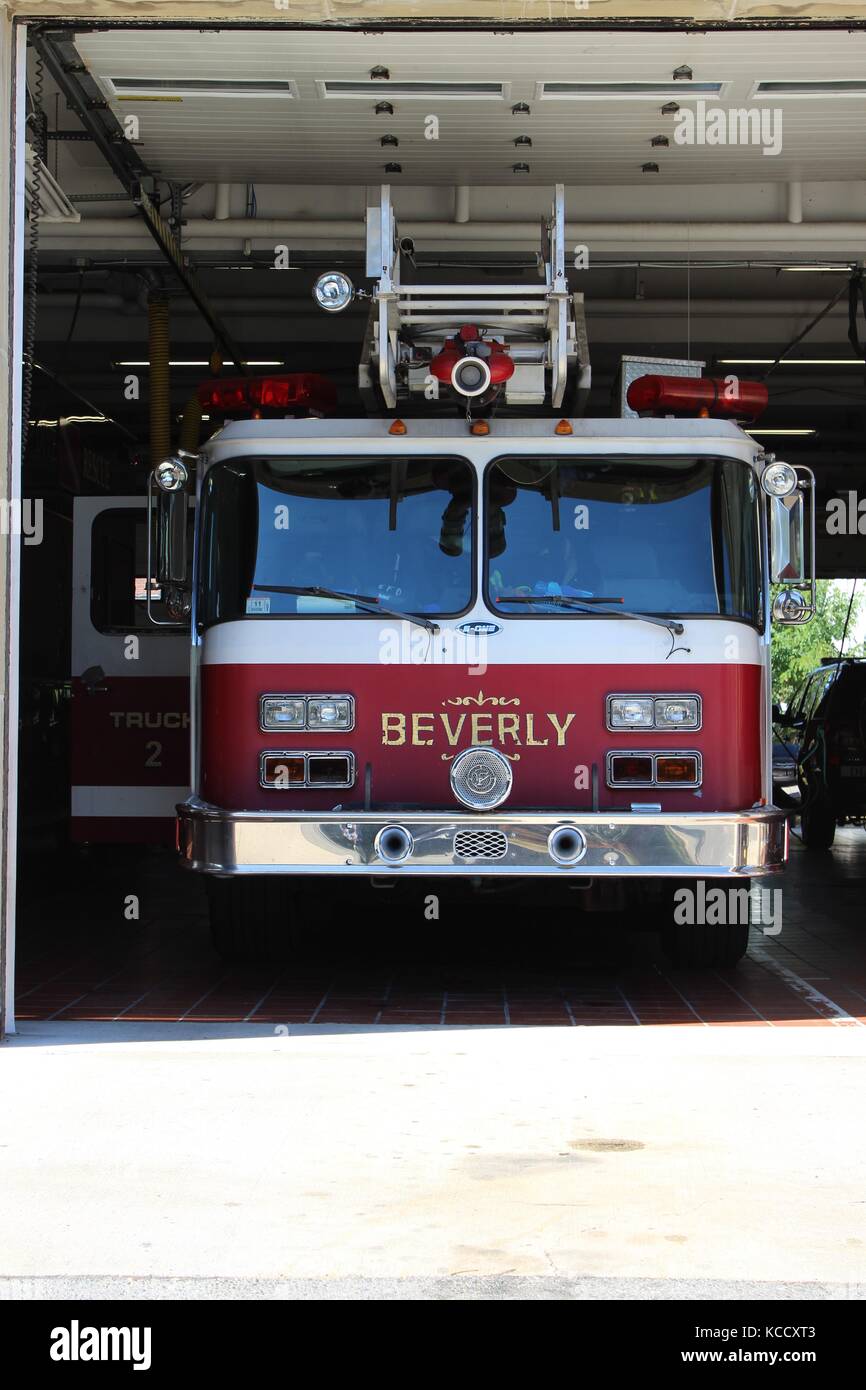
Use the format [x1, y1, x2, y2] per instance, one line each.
[41, 217, 866, 245]
[39, 293, 852, 318]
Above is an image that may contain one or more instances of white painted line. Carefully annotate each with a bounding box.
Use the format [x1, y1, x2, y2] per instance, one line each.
[654, 965, 708, 1026]
[750, 944, 865, 1027]
[616, 985, 641, 1025]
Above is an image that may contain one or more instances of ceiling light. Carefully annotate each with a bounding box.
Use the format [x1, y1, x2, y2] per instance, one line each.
[108, 77, 296, 99]
[781, 265, 853, 273]
[755, 80, 866, 97]
[746, 428, 816, 437]
[538, 81, 724, 99]
[113, 359, 285, 367]
[319, 80, 506, 99]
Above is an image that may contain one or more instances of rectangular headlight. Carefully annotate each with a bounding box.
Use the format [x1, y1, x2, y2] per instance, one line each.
[259, 695, 355, 732]
[654, 697, 700, 729]
[261, 697, 306, 730]
[307, 698, 353, 730]
[608, 696, 654, 728]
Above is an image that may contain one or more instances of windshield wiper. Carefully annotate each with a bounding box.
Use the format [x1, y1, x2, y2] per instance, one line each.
[253, 584, 440, 635]
[496, 593, 684, 637]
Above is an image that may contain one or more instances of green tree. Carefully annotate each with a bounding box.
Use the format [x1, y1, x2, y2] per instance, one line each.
[771, 581, 865, 707]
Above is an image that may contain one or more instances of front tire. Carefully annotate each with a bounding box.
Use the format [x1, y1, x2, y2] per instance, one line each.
[799, 794, 836, 850]
[207, 876, 300, 961]
[662, 878, 750, 968]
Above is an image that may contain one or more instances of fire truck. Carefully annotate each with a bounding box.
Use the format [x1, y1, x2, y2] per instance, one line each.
[140, 187, 815, 966]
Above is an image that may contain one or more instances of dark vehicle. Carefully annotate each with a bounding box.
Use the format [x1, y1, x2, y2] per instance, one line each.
[774, 658, 866, 849]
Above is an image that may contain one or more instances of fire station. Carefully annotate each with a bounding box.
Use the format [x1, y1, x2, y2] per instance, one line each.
[0, 0, 865, 1031]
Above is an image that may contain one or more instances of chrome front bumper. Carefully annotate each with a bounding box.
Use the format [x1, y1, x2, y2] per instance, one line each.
[177, 799, 788, 878]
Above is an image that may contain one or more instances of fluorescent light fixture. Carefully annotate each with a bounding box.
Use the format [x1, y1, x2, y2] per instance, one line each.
[24, 145, 80, 223]
[107, 77, 297, 99]
[537, 81, 725, 99]
[754, 80, 866, 97]
[31, 415, 113, 427]
[318, 80, 508, 99]
[781, 265, 854, 272]
[114, 360, 285, 367]
[746, 428, 816, 436]
[719, 358, 864, 366]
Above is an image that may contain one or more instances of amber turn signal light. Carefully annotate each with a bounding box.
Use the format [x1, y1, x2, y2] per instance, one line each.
[656, 756, 699, 784]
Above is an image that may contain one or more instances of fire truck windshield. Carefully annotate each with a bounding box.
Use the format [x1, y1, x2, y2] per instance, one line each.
[486, 455, 762, 626]
[197, 455, 474, 625]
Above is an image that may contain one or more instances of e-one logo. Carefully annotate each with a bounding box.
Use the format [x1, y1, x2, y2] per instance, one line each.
[50, 1320, 152, 1371]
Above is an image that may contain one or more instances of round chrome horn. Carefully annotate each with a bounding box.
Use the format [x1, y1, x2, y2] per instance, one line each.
[374, 824, 414, 864]
[548, 824, 587, 866]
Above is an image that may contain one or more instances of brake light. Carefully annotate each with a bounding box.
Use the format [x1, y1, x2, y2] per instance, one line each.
[610, 755, 654, 783]
[197, 372, 337, 415]
[626, 374, 768, 420]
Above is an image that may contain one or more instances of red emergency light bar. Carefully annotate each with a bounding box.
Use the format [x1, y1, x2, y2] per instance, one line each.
[197, 372, 337, 416]
[627, 374, 768, 421]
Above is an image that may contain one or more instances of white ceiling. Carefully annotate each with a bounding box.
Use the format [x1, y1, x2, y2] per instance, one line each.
[70, 27, 866, 185]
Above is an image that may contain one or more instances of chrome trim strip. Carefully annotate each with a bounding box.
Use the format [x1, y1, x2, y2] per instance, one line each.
[177, 799, 786, 877]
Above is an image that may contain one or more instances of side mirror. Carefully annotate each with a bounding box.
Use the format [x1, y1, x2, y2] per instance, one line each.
[772, 702, 785, 723]
[762, 461, 815, 624]
[148, 453, 195, 625]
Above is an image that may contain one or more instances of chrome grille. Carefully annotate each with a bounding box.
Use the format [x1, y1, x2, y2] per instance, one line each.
[453, 829, 508, 861]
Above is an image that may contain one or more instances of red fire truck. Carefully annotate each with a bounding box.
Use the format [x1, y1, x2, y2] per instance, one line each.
[142, 187, 815, 966]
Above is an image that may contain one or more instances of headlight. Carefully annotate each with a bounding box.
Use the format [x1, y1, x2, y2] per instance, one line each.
[654, 697, 700, 729]
[607, 694, 701, 731]
[153, 456, 189, 492]
[260, 695, 355, 732]
[307, 698, 353, 730]
[760, 461, 798, 497]
[608, 696, 654, 728]
[312, 271, 355, 313]
[260, 697, 306, 730]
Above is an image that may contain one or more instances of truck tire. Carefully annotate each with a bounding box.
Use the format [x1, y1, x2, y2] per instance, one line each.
[661, 878, 750, 968]
[207, 876, 300, 961]
[799, 796, 836, 851]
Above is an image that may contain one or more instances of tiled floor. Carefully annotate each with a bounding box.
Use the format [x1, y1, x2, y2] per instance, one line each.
[13, 827, 866, 1027]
